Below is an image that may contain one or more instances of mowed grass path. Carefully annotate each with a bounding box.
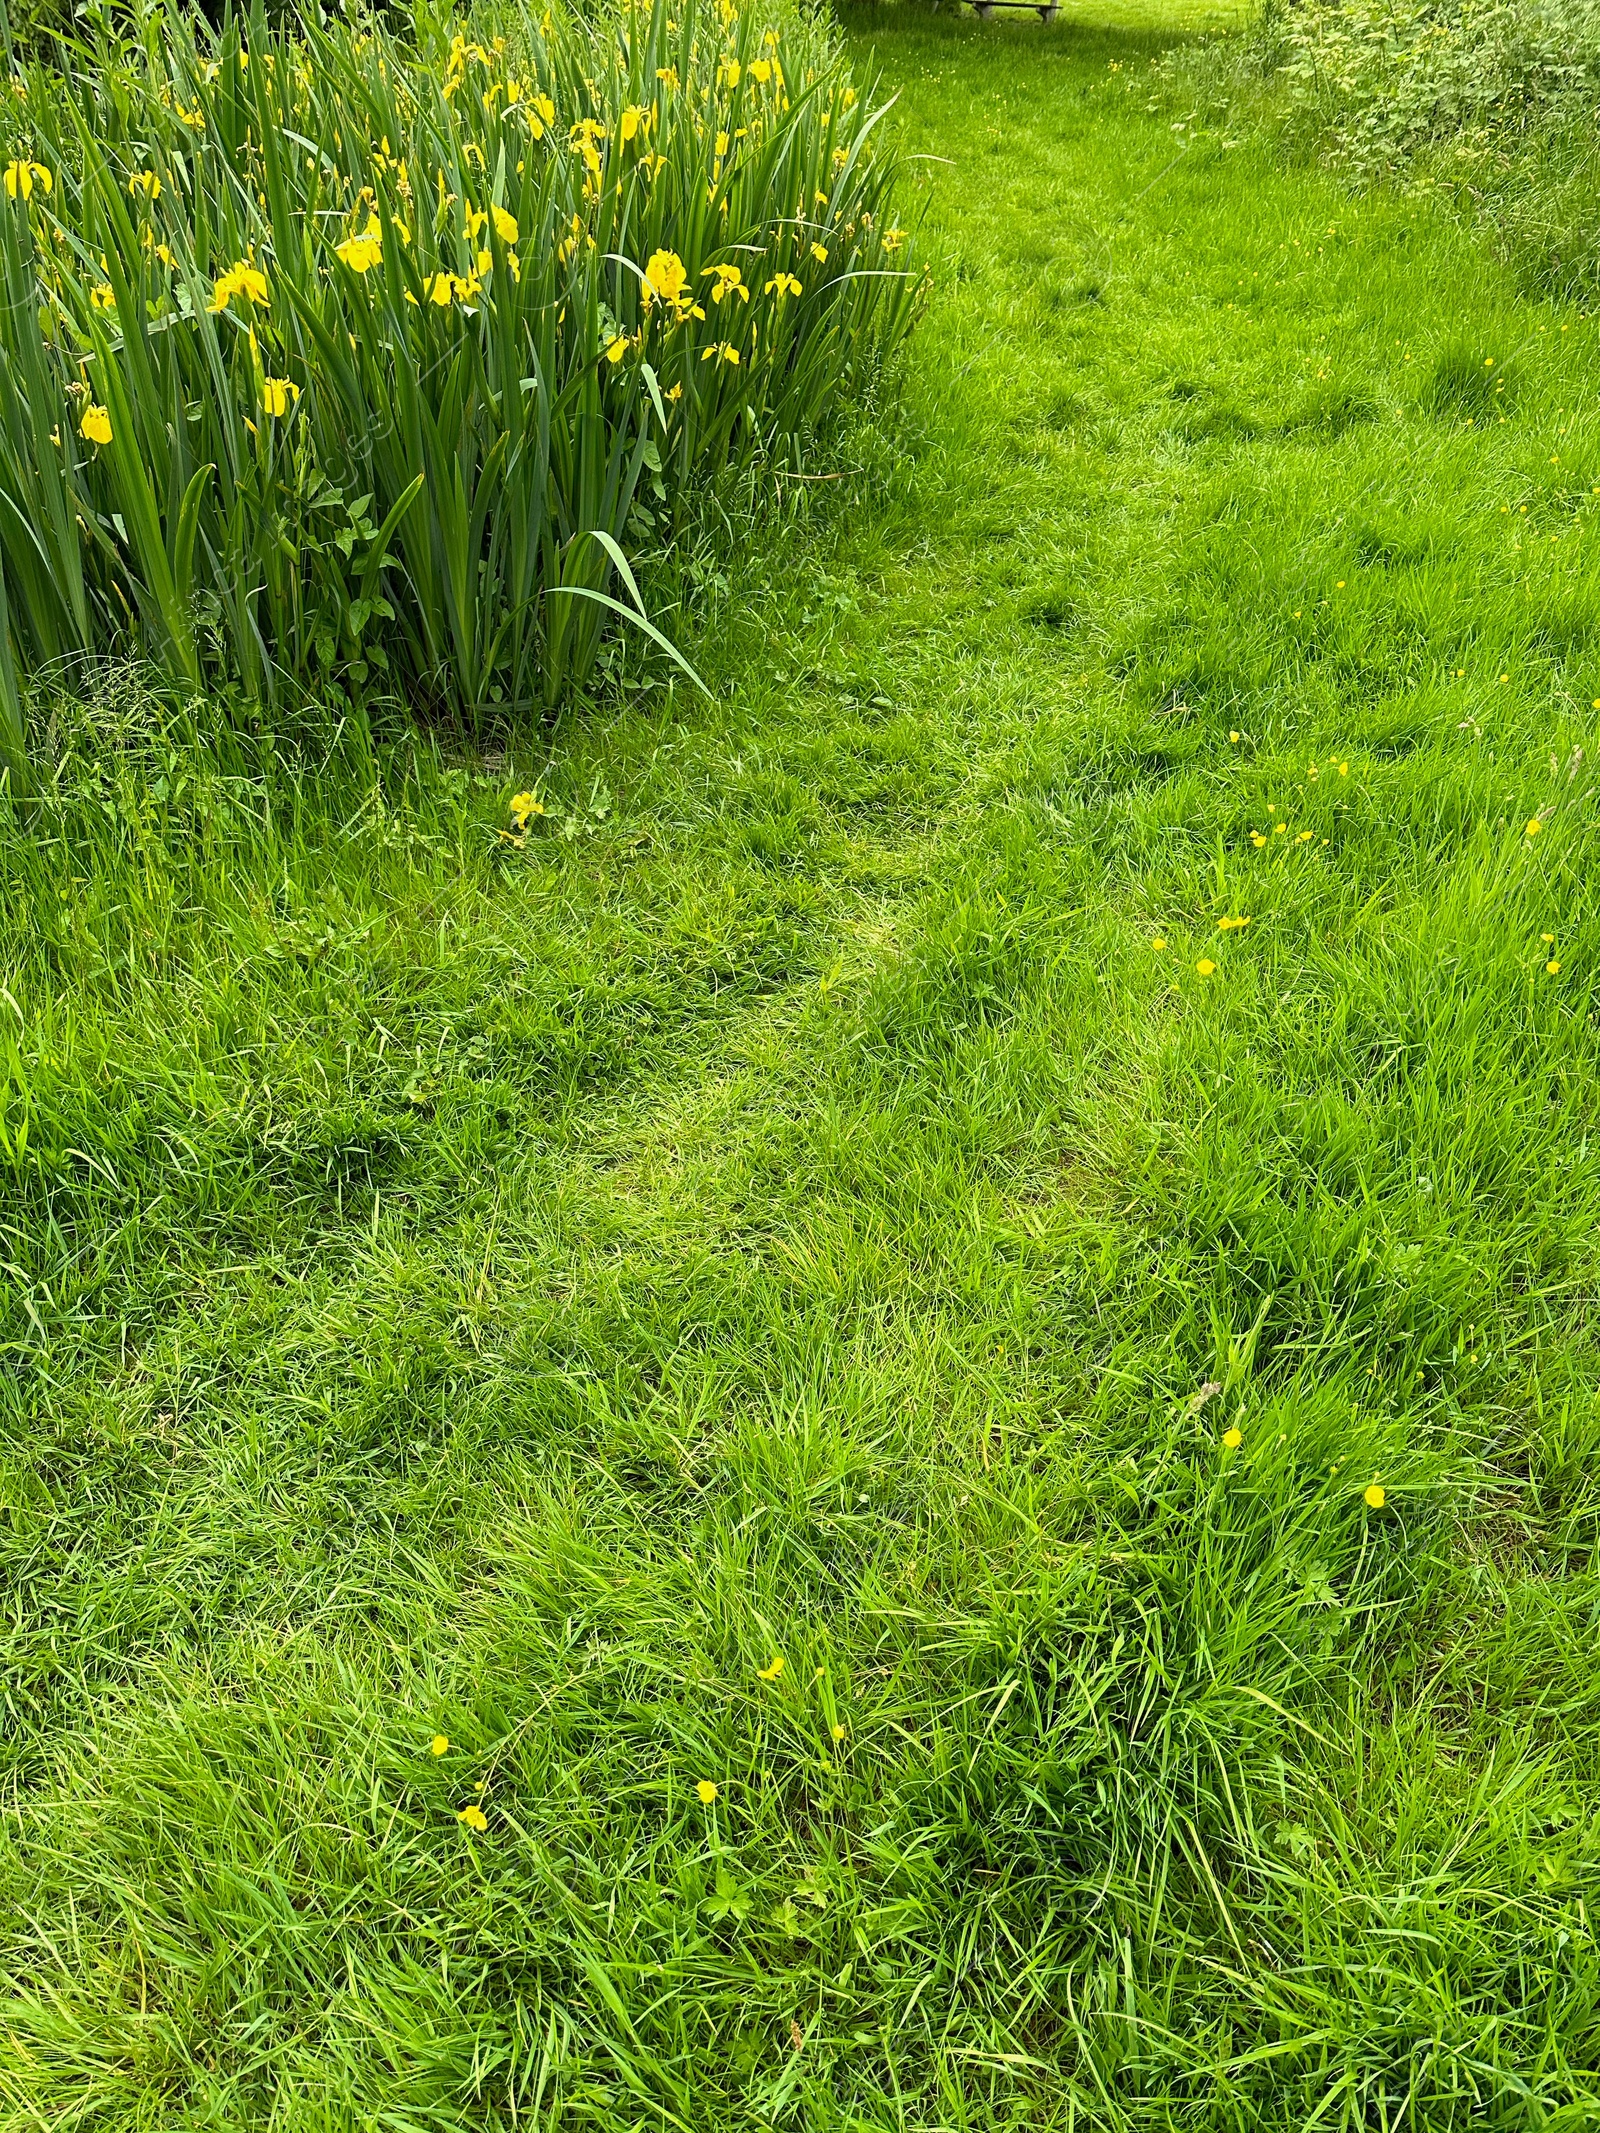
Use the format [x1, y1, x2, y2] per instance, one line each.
[4, 9, 1600, 2126]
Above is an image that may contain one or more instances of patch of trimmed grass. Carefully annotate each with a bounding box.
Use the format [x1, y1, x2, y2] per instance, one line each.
[2, 7, 1600, 2127]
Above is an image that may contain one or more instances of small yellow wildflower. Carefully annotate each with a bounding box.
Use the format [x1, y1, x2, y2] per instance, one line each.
[1229, 729, 1241, 742]
[1221, 1426, 1242, 1449]
[510, 789, 543, 830]
[765, 271, 802, 298]
[605, 335, 630, 362]
[1526, 818, 1543, 836]
[261, 376, 300, 417]
[457, 1802, 489, 1830]
[696, 1778, 719, 1804]
[758, 1656, 785, 1681]
[701, 341, 740, 365]
[1296, 830, 1313, 843]
[1542, 933, 1555, 944]
[1152, 937, 1167, 950]
[1364, 1483, 1386, 1509]
[831, 1723, 845, 1742]
[430, 1734, 449, 1756]
[89, 282, 116, 310]
[810, 242, 828, 265]
[1547, 959, 1562, 974]
[79, 403, 112, 445]
[128, 169, 161, 201]
[1195, 958, 1216, 976]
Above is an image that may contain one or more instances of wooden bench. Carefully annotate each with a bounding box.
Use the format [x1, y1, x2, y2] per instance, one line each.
[972, 1, 1059, 16]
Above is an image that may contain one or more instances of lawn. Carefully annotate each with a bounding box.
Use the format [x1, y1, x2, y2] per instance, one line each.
[3, 4, 1600, 2127]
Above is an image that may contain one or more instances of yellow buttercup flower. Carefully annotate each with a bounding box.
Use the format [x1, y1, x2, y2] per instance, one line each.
[696, 1778, 719, 1803]
[1151, 937, 1167, 950]
[79, 403, 112, 445]
[1195, 958, 1216, 976]
[757, 1656, 785, 1681]
[831, 1722, 845, 1742]
[1221, 1426, 1242, 1449]
[261, 376, 300, 417]
[1364, 1483, 1385, 1509]
[457, 1802, 489, 1830]
[1546, 958, 1562, 974]
[429, 1734, 449, 1756]
[1525, 817, 1543, 836]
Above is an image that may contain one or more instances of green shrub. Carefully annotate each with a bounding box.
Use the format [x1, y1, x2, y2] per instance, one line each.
[1265, 0, 1600, 174]
[1162, 0, 1600, 300]
[0, 0, 920, 773]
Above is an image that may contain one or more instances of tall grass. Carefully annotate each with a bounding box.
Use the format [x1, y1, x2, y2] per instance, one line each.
[0, 0, 920, 770]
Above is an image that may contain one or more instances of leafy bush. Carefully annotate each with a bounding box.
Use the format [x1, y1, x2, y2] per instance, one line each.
[0, 0, 920, 772]
[1266, 0, 1600, 176]
[1163, 0, 1600, 299]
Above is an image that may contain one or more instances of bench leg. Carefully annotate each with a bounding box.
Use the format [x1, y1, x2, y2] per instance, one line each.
[974, 3, 994, 17]
[1040, 4, 1059, 18]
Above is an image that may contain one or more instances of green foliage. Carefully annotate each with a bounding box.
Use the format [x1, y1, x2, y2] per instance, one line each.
[5, 7, 1600, 2128]
[1266, 0, 1600, 173]
[1170, 0, 1600, 297]
[0, 0, 918, 769]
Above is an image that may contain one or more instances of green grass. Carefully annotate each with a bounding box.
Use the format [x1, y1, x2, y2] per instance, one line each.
[4, 5, 1600, 2125]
